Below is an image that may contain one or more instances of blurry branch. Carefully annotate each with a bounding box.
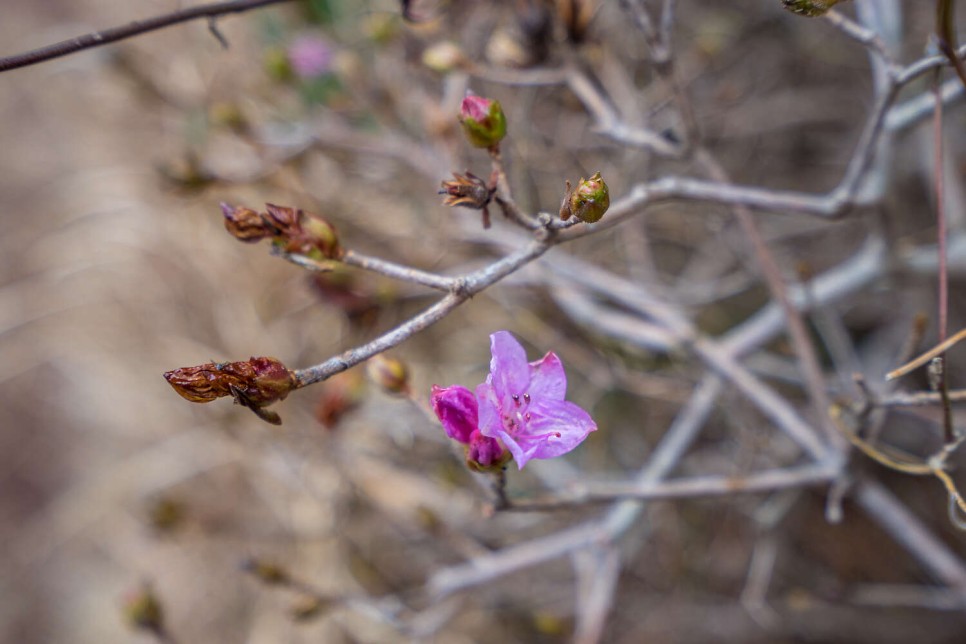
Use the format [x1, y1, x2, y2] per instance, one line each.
[855, 480, 966, 595]
[0, 0, 297, 73]
[241, 557, 407, 627]
[499, 463, 836, 511]
[428, 375, 723, 599]
[824, 9, 894, 63]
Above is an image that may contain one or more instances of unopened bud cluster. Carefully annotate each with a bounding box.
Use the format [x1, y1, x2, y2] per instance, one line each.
[163, 356, 297, 425]
[221, 203, 341, 261]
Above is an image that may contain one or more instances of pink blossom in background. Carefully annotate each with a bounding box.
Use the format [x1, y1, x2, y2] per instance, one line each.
[431, 331, 597, 470]
[287, 35, 333, 79]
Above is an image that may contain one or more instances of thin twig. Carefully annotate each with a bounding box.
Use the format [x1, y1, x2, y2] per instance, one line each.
[0, 0, 296, 73]
[886, 327, 966, 380]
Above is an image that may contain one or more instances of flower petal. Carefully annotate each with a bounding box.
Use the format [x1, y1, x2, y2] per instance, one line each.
[517, 399, 597, 461]
[527, 351, 566, 401]
[475, 381, 502, 438]
[488, 331, 530, 399]
[430, 385, 478, 444]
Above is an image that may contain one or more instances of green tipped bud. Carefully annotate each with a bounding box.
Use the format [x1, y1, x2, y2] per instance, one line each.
[366, 354, 410, 395]
[298, 212, 342, 261]
[459, 95, 507, 149]
[561, 171, 609, 223]
[781, 0, 844, 17]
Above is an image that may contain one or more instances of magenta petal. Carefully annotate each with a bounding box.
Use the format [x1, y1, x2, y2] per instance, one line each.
[467, 429, 505, 469]
[527, 351, 566, 401]
[517, 399, 597, 460]
[431, 385, 478, 444]
[489, 331, 530, 399]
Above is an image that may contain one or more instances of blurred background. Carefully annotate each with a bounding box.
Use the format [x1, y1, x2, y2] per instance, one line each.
[2, 0, 966, 642]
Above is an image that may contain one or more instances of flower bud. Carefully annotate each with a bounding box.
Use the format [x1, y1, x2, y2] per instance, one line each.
[222, 202, 342, 261]
[466, 429, 511, 472]
[222, 203, 273, 242]
[459, 95, 507, 149]
[298, 214, 341, 260]
[163, 356, 297, 425]
[367, 354, 410, 396]
[781, 0, 842, 16]
[439, 172, 493, 208]
[264, 203, 342, 261]
[561, 171, 609, 223]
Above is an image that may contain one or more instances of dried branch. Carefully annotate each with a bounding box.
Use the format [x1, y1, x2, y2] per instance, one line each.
[0, 0, 297, 73]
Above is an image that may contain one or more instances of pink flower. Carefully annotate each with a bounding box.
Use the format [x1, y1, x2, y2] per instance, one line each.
[431, 331, 597, 470]
[287, 35, 333, 80]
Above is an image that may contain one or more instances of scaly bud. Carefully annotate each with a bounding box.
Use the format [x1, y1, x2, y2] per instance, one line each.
[459, 95, 507, 149]
[367, 354, 410, 396]
[560, 171, 609, 223]
[221, 203, 342, 261]
[264, 203, 342, 261]
[781, 0, 844, 17]
[439, 171, 496, 228]
[163, 356, 297, 425]
[439, 172, 493, 209]
[222, 203, 274, 242]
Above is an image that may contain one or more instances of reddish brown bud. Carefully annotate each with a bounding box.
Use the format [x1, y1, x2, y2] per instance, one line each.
[163, 356, 297, 425]
[439, 172, 494, 209]
[440, 171, 496, 229]
[264, 203, 342, 261]
[222, 203, 274, 242]
[221, 202, 342, 261]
